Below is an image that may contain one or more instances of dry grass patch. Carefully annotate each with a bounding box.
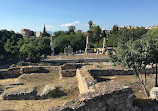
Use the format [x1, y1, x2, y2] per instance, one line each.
[0, 66, 79, 111]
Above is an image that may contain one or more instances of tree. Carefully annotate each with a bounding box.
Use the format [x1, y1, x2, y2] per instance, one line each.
[54, 36, 70, 54]
[91, 26, 102, 43]
[42, 24, 50, 37]
[88, 21, 93, 31]
[53, 33, 86, 54]
[0, 40, 5, 57]
[20, 43, 40, 62]
[111, 25, 118, 34]
[109, 35, 157, 97]
[54, 31, 65, 37]
[19, 36, 52, 62]
[68, 26, 76, 33]
[115, 39, 150, 97]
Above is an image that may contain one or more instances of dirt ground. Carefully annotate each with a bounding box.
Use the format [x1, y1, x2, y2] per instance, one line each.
[46, 54, 107, 60]
[0, 66, 79, 111]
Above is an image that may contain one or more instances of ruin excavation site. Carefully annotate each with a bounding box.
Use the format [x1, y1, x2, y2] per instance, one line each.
[0, 55, 157, 111]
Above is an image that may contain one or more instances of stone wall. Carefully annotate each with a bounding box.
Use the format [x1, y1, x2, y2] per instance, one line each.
[60, 69, 76, 77]
[20, 66, 47, 73]
[89, 69, 134, 76]
[49, 64, 136, 111]
[1, 85, 61, 100]
[76, 69, 96, 94]
[49, 81, 134, 111]
[60, 63, 77, 70]
[0, 66, 54, 79]
[89, 68, 157, 77]
[0, 67, 21, 79]
[59, 64, 77, 78]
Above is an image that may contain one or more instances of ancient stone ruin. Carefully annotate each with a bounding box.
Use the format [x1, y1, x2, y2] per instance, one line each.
[85, 31, 108, 55]
[0, 57, 157, 111]
[64, 46, 73, 56]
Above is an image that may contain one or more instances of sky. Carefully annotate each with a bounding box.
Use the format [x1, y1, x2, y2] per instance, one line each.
[0, 0, 158, 33]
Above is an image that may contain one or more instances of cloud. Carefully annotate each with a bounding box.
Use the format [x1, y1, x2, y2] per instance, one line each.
[60, 21, 80, 27]
[45, 25, 54, 30]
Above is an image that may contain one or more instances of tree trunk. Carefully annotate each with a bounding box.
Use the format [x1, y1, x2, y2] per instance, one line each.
[134, 69, 149, 97]
[155, 63, 158, 87]
[144, 68, 147, 86]
[152, 64, 154, 74]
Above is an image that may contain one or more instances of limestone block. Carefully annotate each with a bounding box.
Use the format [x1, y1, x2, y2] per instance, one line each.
[1, 85, 37, 100]
[61, 63, 76, 70]
[1, 85, 58, 100]
[150, 87, 158, 100]
[37, 85, 56, 98]
[60, 69, 76, 77]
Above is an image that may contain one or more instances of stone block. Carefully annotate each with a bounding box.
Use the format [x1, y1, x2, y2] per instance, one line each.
[1, 85, 37, 100]
[37, 85, 57, 98]
[61, 63, 76, 70]
[60, 69, 76, 77]
[150, 87, 158, 100]
[1, 85, 59, 100]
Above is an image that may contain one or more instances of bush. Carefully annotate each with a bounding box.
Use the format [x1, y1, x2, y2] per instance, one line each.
[17, 61, 26, 66]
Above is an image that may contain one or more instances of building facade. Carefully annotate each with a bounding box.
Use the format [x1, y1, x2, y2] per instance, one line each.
[36, 32, 42, 37]
[21, 29, 34, 37]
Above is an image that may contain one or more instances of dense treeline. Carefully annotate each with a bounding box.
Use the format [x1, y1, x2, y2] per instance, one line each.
[0, 30, 51, 62]
[54, 33, 86, 54]
[107, 25, 148, 47]
[0, 30, 23, 57]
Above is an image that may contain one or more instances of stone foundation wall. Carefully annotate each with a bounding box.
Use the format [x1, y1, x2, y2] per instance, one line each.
[49, 81, 134, 111]
[49, 65, 135, 111]
[20, 67, 46, 73]
[60, 69, 76, 77]
[59, 63, 85, 78]
[0, 66, 57, 79]
[60, 63, 77, 70]
[76, 69, 96, 94]
[89, 68, 157, 77]
[0, 67, 21, 79]
[89, 69, 134, 76]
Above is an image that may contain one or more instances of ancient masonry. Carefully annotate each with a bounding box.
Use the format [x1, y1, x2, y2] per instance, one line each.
[0, 63, 157, 110]
[49, 66, 134, 111]
[64, 46, 73, 56]
[85, 36, 107, 55]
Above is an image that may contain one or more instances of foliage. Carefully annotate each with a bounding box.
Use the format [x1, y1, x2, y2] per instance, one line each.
[54, 33, 86, 54]
[68, 26, 75, 33]
[107, 26, 148, 47]
[110, 32, 158, 97]
[0, 30, 23, 57]
[111, 25, 118, 34]
[17, 60, 27, 66]
[107, 33, 118, 47]
[42, 25, 50, 37]
[19, 37, 51, 62]
[91, 26, 102, 43]
[88, 21, 93, 30]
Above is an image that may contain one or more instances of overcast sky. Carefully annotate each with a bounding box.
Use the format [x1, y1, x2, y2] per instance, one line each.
[0, 0, 158, 32]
